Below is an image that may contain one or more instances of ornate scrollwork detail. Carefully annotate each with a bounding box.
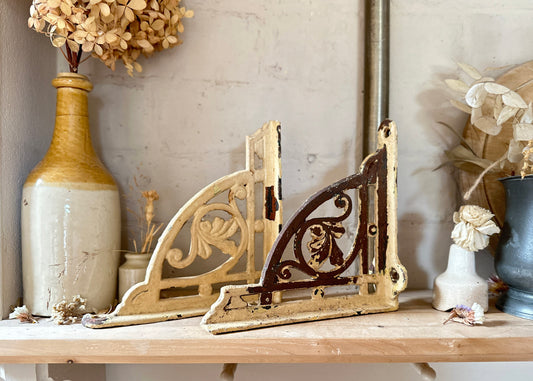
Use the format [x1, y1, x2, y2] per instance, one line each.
[307, 221, 346, 270]
[274, 192, 353, 281]
[197, 217, 240, 259]
[165, 185, 249, 269]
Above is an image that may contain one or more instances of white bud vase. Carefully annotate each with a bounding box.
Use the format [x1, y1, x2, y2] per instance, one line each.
[118, 253, 152, 301]
[432, 244, 488, 312]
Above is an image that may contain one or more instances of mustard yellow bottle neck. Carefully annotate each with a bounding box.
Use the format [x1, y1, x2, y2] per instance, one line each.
[51, 73, 94, 159]
[24, 73, 116, 189]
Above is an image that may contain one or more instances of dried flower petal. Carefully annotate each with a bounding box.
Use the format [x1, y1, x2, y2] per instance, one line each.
[503, 91, 528, 109]
[9, 305, 38, 324]
[496, 105, 519, 125]
[484, 82, 510, 95]
[465, 83, 488, 108]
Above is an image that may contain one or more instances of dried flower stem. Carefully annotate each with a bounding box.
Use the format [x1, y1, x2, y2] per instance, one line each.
[127, 189, 163, 254]
[65, 44, 82, 73]
[464, 153, 506, 200]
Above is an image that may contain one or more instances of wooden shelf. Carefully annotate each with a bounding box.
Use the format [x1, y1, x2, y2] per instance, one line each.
[1, 290, 532, 364]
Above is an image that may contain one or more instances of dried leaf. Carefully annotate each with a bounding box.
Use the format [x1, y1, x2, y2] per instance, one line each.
[513, 123, 533, 141]
[449, 99, 471, 114]
[457, 62, 482, 80]
[445, 145, 492, 171]
[484, 82, 510, 95]
[445, 79, 469, 95]
[475, 76, 495, 83]
[503, 91, 528, 108]
[496, 106, 518, 125]
[465, 83, 487, 108]
[473, 116, 502, 135]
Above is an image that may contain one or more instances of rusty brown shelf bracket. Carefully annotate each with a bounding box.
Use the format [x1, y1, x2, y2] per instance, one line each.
[202, 120, 407, 334]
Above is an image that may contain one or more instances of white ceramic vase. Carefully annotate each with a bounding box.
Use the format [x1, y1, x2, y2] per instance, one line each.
[21, 73, 121, 316]
[118, 253, 152, 301]
[432, 244, 488, 312]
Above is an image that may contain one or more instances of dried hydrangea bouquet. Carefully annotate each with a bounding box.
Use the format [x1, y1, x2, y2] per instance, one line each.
[432, 205, 499, 312]
[29, 0, 194, 75]
[22, 0, 192, 317]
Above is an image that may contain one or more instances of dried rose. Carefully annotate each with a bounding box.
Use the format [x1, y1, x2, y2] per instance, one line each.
[451, 205, 500, 252]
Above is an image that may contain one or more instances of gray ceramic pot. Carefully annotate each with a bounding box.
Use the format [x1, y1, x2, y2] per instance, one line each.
[495, 175, 533, 319]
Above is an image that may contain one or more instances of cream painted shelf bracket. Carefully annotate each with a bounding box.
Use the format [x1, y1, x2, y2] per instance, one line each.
[202, 120, 407, 334]
[83, 121, 282, 328]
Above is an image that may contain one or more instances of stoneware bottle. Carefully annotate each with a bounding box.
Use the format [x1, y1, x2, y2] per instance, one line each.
[22, 73, 121, 316]
[432, 244, 488, 312]
[118, 252, 152, 301]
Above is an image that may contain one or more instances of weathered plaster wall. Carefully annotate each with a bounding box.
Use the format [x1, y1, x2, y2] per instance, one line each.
[0, 0, 56, 318]
[3, 0, 533, 379]
[72, 0, 364, 265]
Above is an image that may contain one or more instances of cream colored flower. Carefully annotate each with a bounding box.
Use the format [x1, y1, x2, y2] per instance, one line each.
[451, 205, 500, 252]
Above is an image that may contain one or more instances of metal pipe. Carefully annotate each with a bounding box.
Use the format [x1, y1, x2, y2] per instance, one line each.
[363, 0, 390, 157]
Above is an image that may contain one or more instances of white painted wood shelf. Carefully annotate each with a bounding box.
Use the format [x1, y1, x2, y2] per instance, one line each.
[1, 290, 532, 364]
